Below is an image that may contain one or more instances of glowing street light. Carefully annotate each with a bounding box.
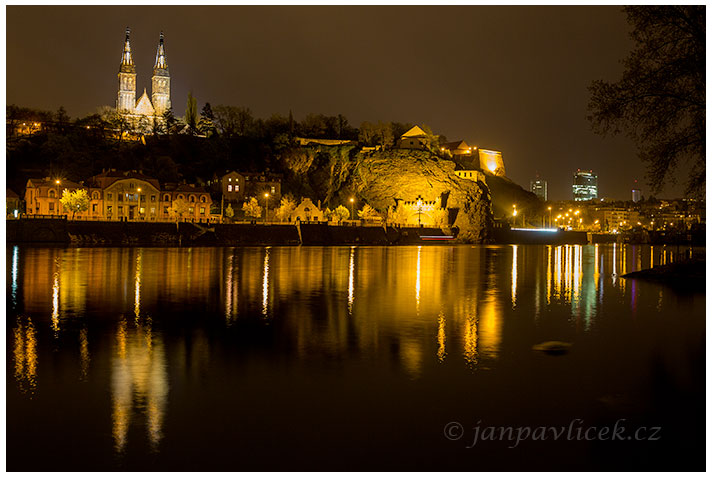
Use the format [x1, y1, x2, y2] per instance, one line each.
[137, 187, 142, 220]
[264, 192, 270, 222]
[349, 197, 355, 220]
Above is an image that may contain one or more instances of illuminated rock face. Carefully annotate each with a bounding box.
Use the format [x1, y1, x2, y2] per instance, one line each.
[349, 150, 494, 242]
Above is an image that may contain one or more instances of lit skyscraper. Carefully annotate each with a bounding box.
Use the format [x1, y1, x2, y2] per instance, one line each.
[572, 170, 598, 201]
[530, 178, 548, 201]
[632, 189, 641, 202]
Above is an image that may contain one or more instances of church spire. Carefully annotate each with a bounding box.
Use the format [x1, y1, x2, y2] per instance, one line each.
[119, 27, 135, 73]
[154, 31, 168, 71]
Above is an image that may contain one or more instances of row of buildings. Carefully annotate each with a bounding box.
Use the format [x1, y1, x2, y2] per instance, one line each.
[20, 170, 285, 222]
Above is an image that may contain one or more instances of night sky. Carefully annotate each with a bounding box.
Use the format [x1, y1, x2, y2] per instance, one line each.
[7, 6, 683, 200]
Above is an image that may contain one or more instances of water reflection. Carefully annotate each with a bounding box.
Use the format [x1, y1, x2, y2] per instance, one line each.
[111, 317, 168, 453]
[11, 245, 18, 307]
[6, 244, 704, 470]
[13, 317, 38, 395]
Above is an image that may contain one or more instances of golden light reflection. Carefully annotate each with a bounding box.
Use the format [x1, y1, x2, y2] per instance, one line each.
[13, 318, 38, 395]
[437, 312, 446, 362]
[79, 327, 90, 381]
[225, 252, 237, 322]
[134, 250, 142, 320]
[546, 246, 552, 305]
[415, 246, 422, 310]
[348, 246, 355, 314]
[553, 246, 562, 300]
[478, 295, 501, 360]
[400, 338, 423, 379]
[111, 318, 168, 453]
[51, 262, 60, 333]
[262, 247, 270, 319]
[511, 245, 518, 308]
[463, 315, 478, 366]
[650, 245, 654, 269]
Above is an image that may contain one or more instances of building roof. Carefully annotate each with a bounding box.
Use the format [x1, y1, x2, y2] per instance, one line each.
[401, 125, 428, 138]
[6, 188, 19, 199]
[86, 169, 161, 190]
[134, 89, 156, 116]
[163, 183, 210, 194]
[26, 177, 83, 190]
[441, 140, 472, 151]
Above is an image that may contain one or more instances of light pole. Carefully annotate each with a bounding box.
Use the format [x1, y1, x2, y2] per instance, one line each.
[547, 206, 552, 228]
[416, 195, 424, 226]
[349, 197, 355, 221]
[137, 187, 142, 221]
[264, 192, 270, 222]
[512, 204, 517, 226]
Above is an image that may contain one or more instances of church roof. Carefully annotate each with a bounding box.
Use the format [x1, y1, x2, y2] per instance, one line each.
[441, 140, 471, 151]
[401, 125, 428, 138]
[134, 89, 155, 116]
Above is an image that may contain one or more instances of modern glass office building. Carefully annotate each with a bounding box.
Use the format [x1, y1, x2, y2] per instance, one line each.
[572, 170, 598, 201]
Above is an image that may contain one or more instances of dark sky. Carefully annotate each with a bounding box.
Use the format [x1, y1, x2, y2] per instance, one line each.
[7, 6, 684, 200]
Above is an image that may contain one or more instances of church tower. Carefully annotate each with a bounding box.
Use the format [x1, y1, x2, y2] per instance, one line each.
[151, 32, 171, 116]
[117, 27, 136, 113]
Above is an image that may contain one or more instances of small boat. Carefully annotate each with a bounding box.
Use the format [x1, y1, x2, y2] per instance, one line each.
[419, 235, 455, 241]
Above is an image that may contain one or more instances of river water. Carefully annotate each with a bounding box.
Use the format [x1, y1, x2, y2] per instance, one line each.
[6, 244, 705, 471]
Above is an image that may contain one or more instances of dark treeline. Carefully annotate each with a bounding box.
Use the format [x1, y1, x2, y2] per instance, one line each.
[6, 103, 430, 200]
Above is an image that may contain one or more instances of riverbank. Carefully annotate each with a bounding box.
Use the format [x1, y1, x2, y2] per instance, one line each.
[6, 217, 456, 246]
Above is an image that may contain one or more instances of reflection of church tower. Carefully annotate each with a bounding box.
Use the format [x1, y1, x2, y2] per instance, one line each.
[117, 27, 136, 113]
[151, 32, 171, 116]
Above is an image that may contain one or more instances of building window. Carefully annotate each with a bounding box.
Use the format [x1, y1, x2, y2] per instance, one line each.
[164, 206, 168, 214]
[118, 206, 123, 214]
[271, 186, 276, 194]
[49, 190, 56, 198]
[151, 195, 156, 202]
[150, 207, 156, 215]
[118, 194, 123, 202]
[200, 196, 206, 203]
[92, 192, 100, 200]
[139, 207, 145, 214]
[200, 207, 205, 215]
[140, 195, 146, 202]
[190, 195, 196, 203]
[178, 194, 184, 200]
[49, 202, 55, 211]
[228, 185, 233, 192]
[189, 207, 194, 214]
[163, 194, 170, 202]
[92, 204, 97, 213]
[228, 178, 232, 182]
[108, 193, 113, 201]
[236, 185, 240, 191]
[107, 206, 113, 215]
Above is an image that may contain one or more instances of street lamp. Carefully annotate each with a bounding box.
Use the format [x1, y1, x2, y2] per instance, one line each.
[264, 192, 270, 222]
[547, 206, 552, 228]
[137, 187, 142, 221]
[349, 197, 355, 220]
[416, 195, 424, 226]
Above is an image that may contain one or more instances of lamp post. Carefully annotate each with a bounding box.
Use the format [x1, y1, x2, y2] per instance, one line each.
[547, 206, 552, 228]
[264, 192, 270, 222]
[349, 197, 355, 221]
[512, 204, 518, 226]
[137, 187, 142, 221]
[416, 195, 424, 226]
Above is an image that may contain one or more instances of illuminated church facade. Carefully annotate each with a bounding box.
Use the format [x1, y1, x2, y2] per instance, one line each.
[116, 28, 171, 128]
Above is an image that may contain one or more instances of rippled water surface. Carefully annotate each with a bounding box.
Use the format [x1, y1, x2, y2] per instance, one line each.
[6, 245, 705, 471]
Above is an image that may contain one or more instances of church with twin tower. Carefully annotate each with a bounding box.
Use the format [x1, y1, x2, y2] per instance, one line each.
[117, 27, 171, 126]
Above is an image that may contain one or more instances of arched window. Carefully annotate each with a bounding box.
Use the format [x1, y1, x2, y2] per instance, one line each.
[178, 194, 184, 200]
[163, 194, 170, 202]
[189, 195, 196, 203]
[200, 195, 206, 203]
[92, 191, 100, 200]
[49, 189, 56, 198]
